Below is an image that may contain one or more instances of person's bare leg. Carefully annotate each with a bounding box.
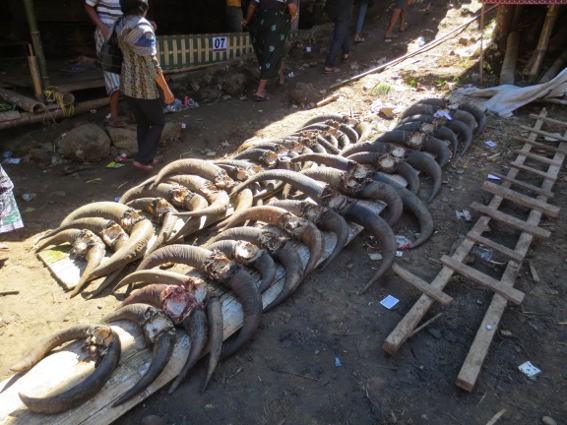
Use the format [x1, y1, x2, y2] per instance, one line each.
[278, 60, 286, 86]
[400, 7, 408, 31]
[109, 90, 121, 123]
[255, 79, 269, 98]
[385, 9, 401, 38]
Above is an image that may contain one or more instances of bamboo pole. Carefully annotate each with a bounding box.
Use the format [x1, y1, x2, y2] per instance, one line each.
[0, 98, 109, 130]
[499, 31, 519, 85]
[528, 4, 560, 78]
[330, 5, 498, 90]
[27, 44, 44, 101]
[539, 47, 567, 83]
[23, 0, 50, 90]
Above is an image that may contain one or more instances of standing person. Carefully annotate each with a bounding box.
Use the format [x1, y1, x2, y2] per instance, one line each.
[242, 0, 298, 101]
[385, 0, 412, 41]
[227, 0, 244, 32]
[323, 0, 353, 74]
[116, 0, 174, 171]
[354, 0, 374, 43]
[0, 165, 24, 251]
[85, 0, 127, 128]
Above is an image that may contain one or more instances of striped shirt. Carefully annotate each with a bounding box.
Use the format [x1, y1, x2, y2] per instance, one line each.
[85, 0, 122, 28]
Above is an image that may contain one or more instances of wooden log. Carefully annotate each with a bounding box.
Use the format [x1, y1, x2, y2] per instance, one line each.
[492, 5, 516, 49]
[499, 31, 520, 85]
[539, 47, 567, 83]
[527, 4, 560, 78]
[0, 87, 45, 114]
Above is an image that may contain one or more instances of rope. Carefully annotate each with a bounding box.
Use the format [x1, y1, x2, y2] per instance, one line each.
[44, 86, 75, 118]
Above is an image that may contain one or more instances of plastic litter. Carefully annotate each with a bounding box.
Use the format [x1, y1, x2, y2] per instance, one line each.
[396, 235, 411, 250]
[471, 245, 493, 261]
[518, 361, 541, 378]
[335, 356, 342, 367]
[485, 140, 497, 148]
[417, 36, 426, 47]
[21, 193, 36, 202]
[487, 173, 501, 180]
[380, 295, 399, 309]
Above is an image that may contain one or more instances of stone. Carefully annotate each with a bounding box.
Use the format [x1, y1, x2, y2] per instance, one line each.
[287, 82, 320, 105]
[542, 417, 557, 425]
[107, 126, 137, 155]
[58, 123, 111, 163]
[159, 122, 181, 144]
[223, 72, 248, 97]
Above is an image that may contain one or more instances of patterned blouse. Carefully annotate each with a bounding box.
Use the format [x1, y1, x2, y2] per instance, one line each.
[116, 16, 163, 100]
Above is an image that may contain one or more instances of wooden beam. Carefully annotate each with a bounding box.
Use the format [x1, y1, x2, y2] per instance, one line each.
[511, 149, 563, 167]
[391, 263, 454, 305]
[486, 172, 554, 198]
[469, 201, 551, 239]
[466, 232, 524, 263]
[514, 135, 567, 154]
[480, 181, 559, 218]
[440, 255, 525, 305]
[508, 162, 557, 181]
[519, 124, 567, 142]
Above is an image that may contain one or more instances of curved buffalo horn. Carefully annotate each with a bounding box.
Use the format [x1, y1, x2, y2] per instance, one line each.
[357, 181, 404, 227]
[152, 158, 234, 190]
[342, 203, 397, 294]
[119, 183, 179, 205]
[233, 147, 280, 165]
[35, 217, 113, 245]
[17, 325, 120, 414]
[85, 217, 155, 283]
[355, 121, 373, 143]
[68, 230, 108, 298]
[121, 283, 168, 307]
[339, 141, 376, 157]
[230, 169, 326, 202]
[206, 188, 255, 234]
[11, 324, 115, 373]
[313, 133, 340, 154]
[447, 119, 474, 155]
[112, 269, 197, 294]
[399, 102, 438, 120]
[372, 173, 434, 248]
[218, 206, 324, 276]
[34, 228, 83, 253]
[208, 226, 304, 312]
[423, 135, 450, 167]
[394, 121, 459, 158]
[174, 190, 229, 218]
[124, 197, 179, 255]
[137, 246, 262, 358]
[347, 152, 420, 194]
[202, 296, 223, 391]
[269, 199, 350, 271]
[300, 113, 348, 128]
[301, 167, 344, 188]
[374, 130, 426, 150]
[405, 151, 443, 203]
[59, 202, 130, 228]
[206, 239, 277, 293]
[454, 102, 486, 135]
[168, 306, 208, 394]
[290, 153, 356, 171]
[103, 303, 176, 407]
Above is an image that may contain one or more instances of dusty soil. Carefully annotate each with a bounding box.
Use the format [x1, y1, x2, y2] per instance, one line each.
[1, 1, 567, 424]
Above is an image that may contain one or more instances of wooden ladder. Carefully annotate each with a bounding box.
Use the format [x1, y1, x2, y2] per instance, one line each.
[382, 108, 567, 392]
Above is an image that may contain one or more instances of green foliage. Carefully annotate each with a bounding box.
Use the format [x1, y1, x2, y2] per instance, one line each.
[370, 82, 392, 97]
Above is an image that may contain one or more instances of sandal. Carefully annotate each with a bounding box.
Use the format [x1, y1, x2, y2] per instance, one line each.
[354, 36, 365, 43]
[253, 93, 270, 102]
[342, 53, 350, 63]
[132, 160, 154, 171]
[0, 243, 10, 252]
[324, 67, 340, 74]
[400, 23, 408, 32]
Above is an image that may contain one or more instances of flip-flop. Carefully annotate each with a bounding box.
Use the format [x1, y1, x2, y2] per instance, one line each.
[354, 37, 365, 43]
[342, 54, 350, 63]
[0, 243, 10, 252]
[324, 67, 340, 74]
[132, 160, 154, 171]
[253, 93, 270, 102]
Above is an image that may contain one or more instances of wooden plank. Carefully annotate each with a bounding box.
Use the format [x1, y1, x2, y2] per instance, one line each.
[511, 149, 563, 167]
[487, 172, 554, 198]
[529, 114, 567, 128]
[508, 162, 558, 181]
[391, 263, 454, 305]
[513, 135, 567, 154]
[480, 181, 560, 218]
[519, 124, 567, 141]
[439, 255, 525, 304]
[383, 110, 549, 356]
[469, 201, 551, 239]
[465, 232, 524, 263]
[456, 113, 567, 392]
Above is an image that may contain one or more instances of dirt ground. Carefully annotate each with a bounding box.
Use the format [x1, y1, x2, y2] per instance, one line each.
[1, 1, 567, 424]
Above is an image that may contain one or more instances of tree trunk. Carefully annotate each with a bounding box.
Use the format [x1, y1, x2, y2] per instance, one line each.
[492, 5, 515, 48]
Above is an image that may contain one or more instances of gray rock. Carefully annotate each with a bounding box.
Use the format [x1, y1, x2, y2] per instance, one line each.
[223, 72, 248, 97]
[542, 416, 557, 425]
[160, 121, 181, 144]
[107, 126, 138, 155]
[58, 123, 111, 163]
